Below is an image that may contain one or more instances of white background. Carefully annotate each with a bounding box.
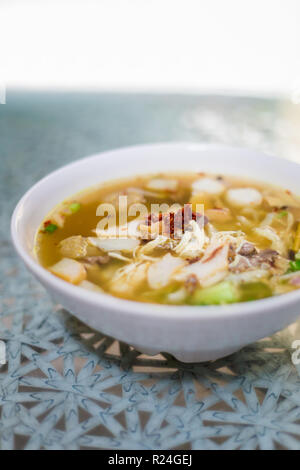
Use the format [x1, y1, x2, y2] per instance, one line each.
[1, 0, 300, 96]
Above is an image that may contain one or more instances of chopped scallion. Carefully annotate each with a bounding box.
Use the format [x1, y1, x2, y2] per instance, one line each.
[288, 259, 300, 272]
[69, 202, 81, 213]
[44, 223, 58, 233]
[277, 210, 288, 218]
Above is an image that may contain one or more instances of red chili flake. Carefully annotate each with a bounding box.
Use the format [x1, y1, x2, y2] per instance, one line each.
[145, 206, 207, 239]
[145, 212, 163, 226]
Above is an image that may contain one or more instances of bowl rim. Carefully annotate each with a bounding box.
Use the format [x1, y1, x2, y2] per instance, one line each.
[10, 141, 300, 321]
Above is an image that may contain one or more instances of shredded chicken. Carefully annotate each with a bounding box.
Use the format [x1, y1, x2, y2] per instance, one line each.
[175, 220, 208, 259]
[111, 261, 150, 295]
[175, 241, 230, 287]
[254, 226, 286, 254]
[138, 235, 174, 255]
[147, 254, 185, 289]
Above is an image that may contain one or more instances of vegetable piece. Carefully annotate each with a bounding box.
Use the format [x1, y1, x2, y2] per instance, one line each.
[69, 202, 81, 213]
[107, 251, 131, 262]
[293, 223, 300, 252]
[288, 259, 300, 272]
[239, 282, 272, 301]
[50, 258, 86, 284]
[295, 251, 300, 261]
[167, 288, 187, 303]
[192, 178, 225, 195]
[44, 223, 58, 233]
[226, 188, 262, 207]
[277, 210, 288, 218]
[79, 280, 103, 292]
[191, 281, 239, 305]
[59, 235, 88, 259]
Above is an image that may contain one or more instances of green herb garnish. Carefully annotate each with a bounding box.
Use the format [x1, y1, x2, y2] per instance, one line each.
[44, 223, 58, 233]
[288, 259, 300, 272]
[69, 202, 81, 213]
[277, 210, 288, 218]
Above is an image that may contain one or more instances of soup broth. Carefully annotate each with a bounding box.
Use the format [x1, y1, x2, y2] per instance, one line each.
[35, 172, 300, 305]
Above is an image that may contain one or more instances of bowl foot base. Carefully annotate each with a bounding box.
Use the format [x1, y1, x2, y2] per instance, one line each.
[131, 344, 242, 363]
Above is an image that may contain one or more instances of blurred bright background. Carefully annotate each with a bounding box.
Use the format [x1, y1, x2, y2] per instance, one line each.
[1, 0, 300, 97]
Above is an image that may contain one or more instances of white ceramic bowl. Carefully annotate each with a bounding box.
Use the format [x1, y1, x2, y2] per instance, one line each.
[11, 143, 300, 362]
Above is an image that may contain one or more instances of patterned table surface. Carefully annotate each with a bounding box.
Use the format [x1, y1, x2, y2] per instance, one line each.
[1, 91, 300, 450]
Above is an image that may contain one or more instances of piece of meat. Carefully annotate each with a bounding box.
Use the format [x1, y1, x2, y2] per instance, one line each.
[229, 248, 279, 273]
[238, 242, 257, 257]
[256, 249, 278, 265]
[229, 256, 252, 273]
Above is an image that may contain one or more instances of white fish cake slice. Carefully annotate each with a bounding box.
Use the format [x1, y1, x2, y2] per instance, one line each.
[146, 179, 178, 191]
[192, 177, 225, 195]
[226, 188, 262, 207]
